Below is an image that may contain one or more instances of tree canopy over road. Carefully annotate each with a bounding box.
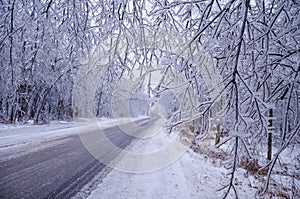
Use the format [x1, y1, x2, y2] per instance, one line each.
[0, 0, 299, 197]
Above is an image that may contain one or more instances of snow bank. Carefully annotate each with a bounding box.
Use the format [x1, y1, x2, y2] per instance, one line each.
[79, 129, 257, 199]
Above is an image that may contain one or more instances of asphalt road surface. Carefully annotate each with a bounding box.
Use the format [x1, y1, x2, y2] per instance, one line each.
[0, 118, 150, 199]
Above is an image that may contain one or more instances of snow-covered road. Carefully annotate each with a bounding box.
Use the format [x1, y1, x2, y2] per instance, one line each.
[0, 117, 258, 199]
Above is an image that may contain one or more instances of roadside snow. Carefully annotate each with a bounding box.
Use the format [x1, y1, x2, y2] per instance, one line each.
[0, 117, 148, 160]
[0, 121, 76, 151]
[82, 129, 257, 199]
[0, 117, 148, 147]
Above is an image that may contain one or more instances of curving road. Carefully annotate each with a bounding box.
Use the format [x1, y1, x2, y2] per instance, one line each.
[0, 118, 150, 199]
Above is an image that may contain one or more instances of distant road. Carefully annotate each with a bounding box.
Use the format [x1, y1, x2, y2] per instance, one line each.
[0, 118, 150, 199]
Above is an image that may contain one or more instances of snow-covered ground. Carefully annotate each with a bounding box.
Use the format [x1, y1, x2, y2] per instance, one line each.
[76, 127, 258, 199]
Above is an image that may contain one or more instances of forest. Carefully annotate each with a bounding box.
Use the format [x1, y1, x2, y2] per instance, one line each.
[0, 0, 299, 197]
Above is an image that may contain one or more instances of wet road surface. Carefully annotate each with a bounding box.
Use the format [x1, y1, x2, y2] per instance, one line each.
[0, 118, 150, 199]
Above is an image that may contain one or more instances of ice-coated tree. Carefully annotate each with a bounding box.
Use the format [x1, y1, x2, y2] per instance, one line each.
[0, 0, 299, 197]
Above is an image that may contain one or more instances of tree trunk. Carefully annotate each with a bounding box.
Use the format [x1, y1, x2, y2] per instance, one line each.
[267, 108, 273, 161]
[215, 123, 221, 145]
